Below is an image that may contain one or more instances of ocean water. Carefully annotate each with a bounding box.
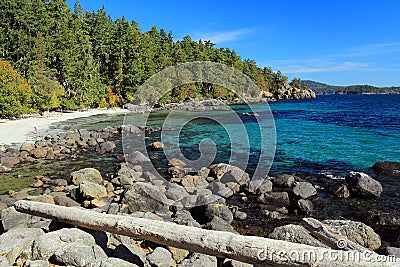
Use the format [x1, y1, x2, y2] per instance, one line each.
[134, 94, 400, 177]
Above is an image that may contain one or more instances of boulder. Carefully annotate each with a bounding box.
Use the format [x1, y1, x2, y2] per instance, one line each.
[1, 207, 33, 231]
[323, 220, 381, 250]
[330, 184, 350, 198]
[52, 194, 80, 207]
[220, 169, 250, 186]
[179, 253, 217, 267]
[168, 158, 186, 167]
[20, 142, 35, 152]
[79, 181, 107, 200]
[168, 166, 186, 178]
[146, 247, 176, 267]
[100, 141, 116, 153]
[126, 151, 151, 164]
[54, 242, 107, 267]
[87, 258, 140, 267]
[233, 211, 247, 221]
[26, 195, 55, 204]
[167, 247, 189, 263]
[172, 210, 201, 227]
[121, 182, 170, 213]
[24, 260, 50, 267]
[0, 228, 44, 265]
[30, 148, 47, 159]
[297, 199, 313, 214]
[372, 162, 400, 177]
[293, 182, 317, 199]
[269, 224, 328, 247]
[257, 192, 290, 206]
[147, 141, 164, 151]
[32, 228, 96, 260]
[204, 204, 233, 224]
[181, 175, 208, 189]
[165, 185, 189, 201]
[345, 172, 383, 198]
[71, 168, 103, 185]
[205, 216, 236, 233]
[246, 179, 273, 194]
[222, 259, 253, 267]
[0, 156, 20, 168]
[207, 181, 233, 198]
[273, 174, 295, 188]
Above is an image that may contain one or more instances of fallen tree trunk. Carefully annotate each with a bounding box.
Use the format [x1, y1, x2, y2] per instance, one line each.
[14, 200, 393, 267]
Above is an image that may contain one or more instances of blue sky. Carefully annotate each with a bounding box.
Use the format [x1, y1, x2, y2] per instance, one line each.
[66, 0, 400, 87]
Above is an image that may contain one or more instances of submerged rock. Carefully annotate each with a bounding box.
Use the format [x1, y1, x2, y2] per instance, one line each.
[373, 162, 400, 177]
[345, 172, 383, 198]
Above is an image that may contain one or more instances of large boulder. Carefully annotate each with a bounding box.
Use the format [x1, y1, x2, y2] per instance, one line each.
[181, 175, 208, 189]
[246, 178, 273, 194]
[30, 148, 47, 159]
[345, 172, 383, 198]
[87, 258, 140, 267]
[293, 182, 317, 199]
[0, 228, 44, 265]
[323, 220, 381, 250]
[20, 142, 35, 152]
[53, 242, 107, 267]
[121, 182, 170, 213]
[146, 247, 176, 267]
[269, 224, 328, 248]
[220, 169, 250, 186]
[79, 181, 107, 199]
[70, 168, 103, 185]
[1, 207, 50, 232]
[0, 156, 20, 168]
[32, 228, 96, 260]
[372, 162, 400, 177]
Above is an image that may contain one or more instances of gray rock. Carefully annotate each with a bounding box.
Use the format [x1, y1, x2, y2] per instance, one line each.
[269, 224, 328, 247]
[205, 204, 233, 223]
[0, 156, 20, 168]
[1, 206, 32, 231]
[30, 148, 47, 159]
[181, 175, 208, 189]
[179, 253, 217, 267]
[172, 210, 201, 227]
[54, 242, 107, 267]
[207, 181, 233, 198]
[0, 256, 10, 267]
[330, 184, 350, 198]
[179, 195, 198, 209]
[293, 182, 317, 199]
[87, 258, 140, 267]
[257, 192, 290, 206]
[147, 247, 176, 267]
[52, 194, 80, 207]
[24, 260, 50, 267]
[233, 211, 247, 221]
[32, 228, 96, 260]
[323, 220, 381, 250]
[20, 142, 36, 152]
[70, 168, 103, 185]
[209, 163, 241, 179]
[127, 151, 151, 164]
[220, 169, 250, 186]
[205, 216, 236, 233]
[246, 179, 273, 194]
[297, 199, 314, 214]
[165, 185, 189, 201]
[0, 228, 44, 265]
[79, 181, 107, 199]
[121, 182, 170, 213]
[100, 141, 116, 153]
[346, 172, 383, 198]
[273, 174, 295, 188]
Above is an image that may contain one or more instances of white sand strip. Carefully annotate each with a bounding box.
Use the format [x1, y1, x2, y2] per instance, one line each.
[0, 108, 129, 147]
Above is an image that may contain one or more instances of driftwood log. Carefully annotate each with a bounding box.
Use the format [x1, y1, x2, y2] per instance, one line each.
[14, 200, 394, 267]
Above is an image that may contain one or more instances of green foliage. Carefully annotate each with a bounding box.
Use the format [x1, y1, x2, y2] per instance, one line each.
[0, 59, 32, 115]
[305, 80, 400, 94]
[0, 0, 298, 116]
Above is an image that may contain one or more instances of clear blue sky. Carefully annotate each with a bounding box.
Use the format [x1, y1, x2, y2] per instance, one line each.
[66, 0, 400, 87]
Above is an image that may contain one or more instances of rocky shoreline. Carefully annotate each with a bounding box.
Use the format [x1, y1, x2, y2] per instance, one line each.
[1, 124, 399, 266]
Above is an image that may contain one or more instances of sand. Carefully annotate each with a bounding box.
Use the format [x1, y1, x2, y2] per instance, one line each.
[0, 108, 129, 147]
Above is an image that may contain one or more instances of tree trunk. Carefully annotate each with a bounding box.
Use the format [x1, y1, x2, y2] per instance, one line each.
[14, 200, 393, 267]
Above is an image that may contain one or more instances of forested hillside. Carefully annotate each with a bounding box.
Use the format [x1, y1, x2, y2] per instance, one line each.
[305, 80, 400, 94]
[0, 0, 310, 116]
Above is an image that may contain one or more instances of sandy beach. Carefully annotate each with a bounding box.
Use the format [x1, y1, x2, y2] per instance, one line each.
[0, 108, 129, 147]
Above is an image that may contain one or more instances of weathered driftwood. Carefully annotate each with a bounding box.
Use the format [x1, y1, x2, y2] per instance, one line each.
[302, 218, 368, 252]
[14, 200, 393, 267]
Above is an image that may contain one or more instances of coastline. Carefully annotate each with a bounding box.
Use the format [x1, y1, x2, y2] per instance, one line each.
[0, 108, 129, 147]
